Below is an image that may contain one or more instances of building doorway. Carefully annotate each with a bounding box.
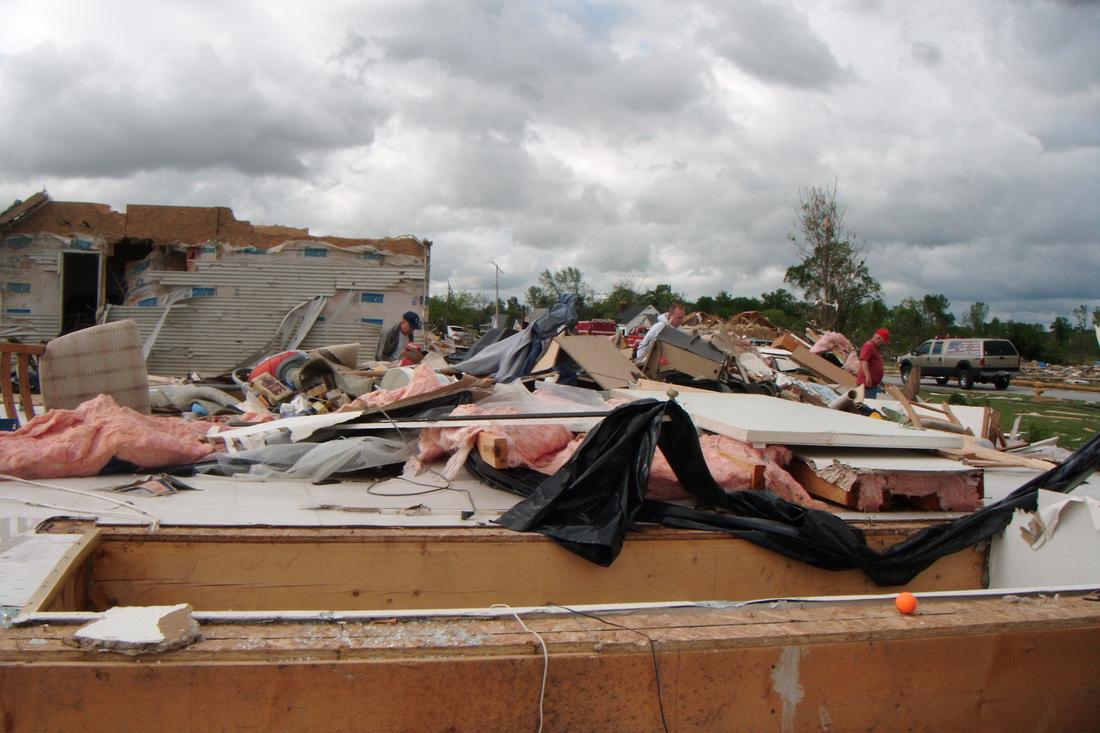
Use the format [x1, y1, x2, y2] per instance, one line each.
[60, 251, 101, 334]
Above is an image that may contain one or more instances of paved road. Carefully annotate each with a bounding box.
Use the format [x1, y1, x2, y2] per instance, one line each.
[882, 375, 1100, 405]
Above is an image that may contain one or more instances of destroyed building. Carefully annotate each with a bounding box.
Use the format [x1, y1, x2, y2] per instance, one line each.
[0, 191, 430, 375]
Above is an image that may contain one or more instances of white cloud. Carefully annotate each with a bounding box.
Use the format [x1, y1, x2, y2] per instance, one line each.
[1, 0, 1097, 323]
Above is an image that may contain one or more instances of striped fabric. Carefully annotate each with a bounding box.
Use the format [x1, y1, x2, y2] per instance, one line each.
[39, 320, 151, 413]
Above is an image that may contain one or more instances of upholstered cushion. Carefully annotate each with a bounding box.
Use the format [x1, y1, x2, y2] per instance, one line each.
[40, 320, 151, 413]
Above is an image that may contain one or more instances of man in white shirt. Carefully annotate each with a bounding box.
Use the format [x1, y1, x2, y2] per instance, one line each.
[634, 303, 686, 366]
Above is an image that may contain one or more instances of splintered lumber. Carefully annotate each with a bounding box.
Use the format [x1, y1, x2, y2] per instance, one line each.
[938, 438, 1058, 471]
[791, 449, 984, 512]
[885, 385, 924, 428]
[771, 333, 857, 388]
[903, 363, 922, 401]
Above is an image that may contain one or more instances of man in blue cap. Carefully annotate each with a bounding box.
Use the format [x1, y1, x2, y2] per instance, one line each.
[376, 310, 422, 362]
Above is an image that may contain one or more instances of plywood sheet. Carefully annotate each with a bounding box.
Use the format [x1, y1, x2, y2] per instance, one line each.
[554, 335, 642, 390]
[613, 390, 964, 449]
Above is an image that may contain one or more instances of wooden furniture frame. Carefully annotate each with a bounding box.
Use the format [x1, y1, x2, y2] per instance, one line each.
[1, 342, 45, 427]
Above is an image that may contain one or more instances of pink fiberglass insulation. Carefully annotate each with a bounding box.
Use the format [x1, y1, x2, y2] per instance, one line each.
[810, 331, 855, 357]
[350, 364, 444, 410]
[408, 403, 576, 479]
[647, 434, 823, 508]
[0, 394, 212, 479]
[853, 472, 982, 512]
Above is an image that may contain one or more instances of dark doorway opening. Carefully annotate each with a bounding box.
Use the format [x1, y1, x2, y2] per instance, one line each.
[60, 252, 100, 334]
[105, 239, 154, 305]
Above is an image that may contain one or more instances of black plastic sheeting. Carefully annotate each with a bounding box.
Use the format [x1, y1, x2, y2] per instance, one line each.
[471, 398, 1100, 586]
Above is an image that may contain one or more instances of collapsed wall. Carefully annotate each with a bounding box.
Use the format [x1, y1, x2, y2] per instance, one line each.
[104, 240, 425, 375]
[0, 193, 430, 375]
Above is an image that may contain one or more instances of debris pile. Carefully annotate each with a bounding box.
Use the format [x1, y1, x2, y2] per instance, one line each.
[1, 301, 1083, 541]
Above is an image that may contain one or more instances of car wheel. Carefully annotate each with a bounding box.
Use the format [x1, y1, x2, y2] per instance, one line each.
[900, 363, 912, 385]
[993, 375, 1010, 390]
[959, 370, 975, 390]
[935, 377, 949, 386]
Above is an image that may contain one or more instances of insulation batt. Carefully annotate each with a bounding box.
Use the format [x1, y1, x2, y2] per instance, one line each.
[409, 403, 576, 479]
[810, 331, 855, 357]
[0, 395, 212, 479]
[347, 363, 443, 410]
[647, 434, 824, 508]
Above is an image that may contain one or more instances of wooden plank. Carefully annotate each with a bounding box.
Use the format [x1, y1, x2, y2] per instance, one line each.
[531, 339, 560, 372]
[79, 531, 984, 613]
[938, 444, 1057, 471]
[613, 390, 965, 449]
[20, 528, 101, 615]
[771, 335, 857, 388]
[554, 334, 642, 390]
[885, 385, 924, 428]
[2, 599, 1097, 732]
[0, 349, 14, 423]
[476, 432, 509, 469]
[789, 459, 857, 508]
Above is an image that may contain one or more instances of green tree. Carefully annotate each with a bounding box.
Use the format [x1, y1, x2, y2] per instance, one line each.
[694, 295, 716, 314]
[427, 285, 488, 332]
[760, 288, 802, 317]
[1072, 304, 1090, 331]
[963, 301, 989, 335]
[525, 267, 595, 314]
[920, 294, 955, 335]
[591, 279, 643, 319]
[784, 182, 881, 333]
[641, 283, 685, 313]
[1050, 316, 1073, 346]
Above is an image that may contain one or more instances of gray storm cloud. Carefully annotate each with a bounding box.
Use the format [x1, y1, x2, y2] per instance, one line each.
[0, 0, 1096, 324]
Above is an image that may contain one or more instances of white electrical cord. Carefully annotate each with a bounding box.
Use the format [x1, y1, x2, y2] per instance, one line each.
[0, 474, 161, 530]
[491, 603, 548, 733]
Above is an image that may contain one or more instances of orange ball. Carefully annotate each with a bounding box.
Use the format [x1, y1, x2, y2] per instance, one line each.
[895, 592, 918, 615]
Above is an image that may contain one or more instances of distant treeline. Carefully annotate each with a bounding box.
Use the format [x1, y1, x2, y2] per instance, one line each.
[429, 272, 1098, 364]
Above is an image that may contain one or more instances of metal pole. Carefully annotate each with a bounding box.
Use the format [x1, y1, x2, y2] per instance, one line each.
[490, 260, 503, 327]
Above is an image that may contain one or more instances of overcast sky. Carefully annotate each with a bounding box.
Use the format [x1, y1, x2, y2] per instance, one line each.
[2, 0, 1097, 325]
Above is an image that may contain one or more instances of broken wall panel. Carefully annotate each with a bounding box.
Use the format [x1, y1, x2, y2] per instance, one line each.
[3, 194, 430, 373]
[1, 233, 98, 341]
[103, 241, 423, 374]
[791, 448, 984, 511]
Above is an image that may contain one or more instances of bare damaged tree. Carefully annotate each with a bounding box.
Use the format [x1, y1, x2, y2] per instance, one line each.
[784, 182, 881, 333]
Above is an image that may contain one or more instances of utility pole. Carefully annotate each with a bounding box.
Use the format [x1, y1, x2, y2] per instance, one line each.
[490, 260, 503, 327]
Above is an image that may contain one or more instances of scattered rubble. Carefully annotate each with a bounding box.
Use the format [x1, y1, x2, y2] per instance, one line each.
[0, 305, 1085, 519]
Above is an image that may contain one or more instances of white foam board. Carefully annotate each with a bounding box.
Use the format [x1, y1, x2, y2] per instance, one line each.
[613, 390, 964, 449]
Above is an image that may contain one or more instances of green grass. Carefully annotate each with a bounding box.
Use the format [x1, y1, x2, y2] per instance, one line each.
[918, 389, 1100, 449]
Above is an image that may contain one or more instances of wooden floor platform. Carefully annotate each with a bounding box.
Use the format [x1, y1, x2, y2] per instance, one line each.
[28, 520, 987, 613]
[3, 593, 1098, 731]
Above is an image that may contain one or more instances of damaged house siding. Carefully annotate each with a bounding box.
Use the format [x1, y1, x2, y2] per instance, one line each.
[0, 193, 430, 375]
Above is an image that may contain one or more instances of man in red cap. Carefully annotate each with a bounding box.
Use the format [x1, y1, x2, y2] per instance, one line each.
[857, 328, 890, 398]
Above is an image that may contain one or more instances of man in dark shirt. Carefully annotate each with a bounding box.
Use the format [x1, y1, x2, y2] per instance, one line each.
[376, 311, 421, 362]
[857, 328, 889, 398]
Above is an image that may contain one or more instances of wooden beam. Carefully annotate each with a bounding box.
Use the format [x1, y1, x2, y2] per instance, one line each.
[21, 528, 101, 615]
[788, 459, 856, 508]
[532, 339, 560, 372]
[476, 432, 509, 469]
[2, 597, 1098, 732]
[69, 529, 984, 613]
